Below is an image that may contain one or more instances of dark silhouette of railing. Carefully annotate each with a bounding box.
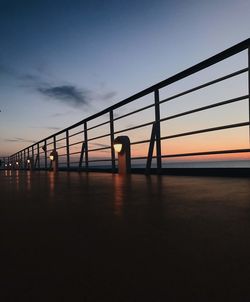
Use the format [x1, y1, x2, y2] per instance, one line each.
[3, 38, 250, 173]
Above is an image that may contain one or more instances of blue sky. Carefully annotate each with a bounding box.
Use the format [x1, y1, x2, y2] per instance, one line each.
[0, 0, 250, 156]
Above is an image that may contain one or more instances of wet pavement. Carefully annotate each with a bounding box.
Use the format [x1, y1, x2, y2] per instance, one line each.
[1, 170, 250, 301]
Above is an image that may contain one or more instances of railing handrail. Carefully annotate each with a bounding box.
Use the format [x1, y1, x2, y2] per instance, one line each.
[4, 37, 250, 173]
[10, 38, 250, 153]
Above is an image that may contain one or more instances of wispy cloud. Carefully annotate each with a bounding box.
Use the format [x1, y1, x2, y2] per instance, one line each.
[5, 137, 36, 143]
[100, 91, 117, 100]
[46, 126, 61, 130]
[37, 85, 91, 108]
[30, 126, 61, 130]
[50, 110, 74, 117]
[0, 62, 117, 109]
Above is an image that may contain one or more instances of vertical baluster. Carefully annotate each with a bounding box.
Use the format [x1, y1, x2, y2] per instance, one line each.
[110, 111, 115, 172]
[37, 143, 40, 169]
[248, 46, 250, 143]
[84, 122, 88, 170]
[154, 89, 162, 172]
[44, 140, 47, 170]
[66, 130, 70, 170]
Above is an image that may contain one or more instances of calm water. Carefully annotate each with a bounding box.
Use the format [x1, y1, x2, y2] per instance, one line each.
[71, 159, 250, 169]
[8, 159, 248, 170]
[162, 160, 250, 168]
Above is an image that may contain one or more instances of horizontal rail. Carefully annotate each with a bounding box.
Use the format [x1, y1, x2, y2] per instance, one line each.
[88, 133, 110, 142]
[114, 103, 155, 121]
[160, 95, 249, 122]
[161, 122, 250, 140]
[114, 121, 154, 135]
[12, 38, 250, 149]
[68, 141, 84, 147]
[88, 159, 113, 163]
[87, 120, 110, 131]
[160, 68, 248, 105]
[131, 139, 151, 145]
[69, 151, 81, 156]
[57, 153, 67, 157]
[56, 137, 66, 143]
[5, 38, 250, 174]
[88, 146, 110, 152]
[68, 130, 84, 138]
[126, 148, 250, 160]
[162, 148, 250, 158]
[55, 145, 66, 150]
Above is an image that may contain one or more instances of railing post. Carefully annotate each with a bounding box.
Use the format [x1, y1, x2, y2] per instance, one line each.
[84, 122, 89, 170]
[66, 130, 70, 170]
[24, 149, 26, 169]
[146, 123, 157, 173]
[20, 151, 23, 169]
[53, 136, 56, 151]
[154, 89, 162, 172]
[44, 140, 48, 170]
[32, 145, 34, 167]
[110, 110, 115, 172]
[37, 143, 40, 169]
[53, 136, 57, 169]
[248, 45, 250, 143]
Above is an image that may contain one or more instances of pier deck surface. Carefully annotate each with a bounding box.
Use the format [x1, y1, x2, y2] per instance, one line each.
[1, 171, 250, 301]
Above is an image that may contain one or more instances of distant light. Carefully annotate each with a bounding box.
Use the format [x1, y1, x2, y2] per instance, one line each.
[16, 161, 19, 165]
[113, 136, 131, 174]
[114, 143, 123, 153]
[5, 164, 7, 167]
[50, 150, 58, 161]
[27, 159, 30, 164]
[9, 163, 12, 166]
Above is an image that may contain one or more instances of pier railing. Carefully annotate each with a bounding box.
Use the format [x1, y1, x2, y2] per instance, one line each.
[3, 38, 250, 172]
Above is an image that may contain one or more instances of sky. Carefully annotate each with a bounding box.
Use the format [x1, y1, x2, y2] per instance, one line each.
[0, 0, 250, 161]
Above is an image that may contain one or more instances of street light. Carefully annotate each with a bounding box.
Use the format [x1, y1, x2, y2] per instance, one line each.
[26, 158, 33, 170]
[114, 143, 123, 153]
[113, 136, 131, 174]
[50, 150, 58, 172]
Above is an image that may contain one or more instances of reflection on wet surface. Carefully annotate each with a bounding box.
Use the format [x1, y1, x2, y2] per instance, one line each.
[113, 174, 126, 217]
[26, 170, 31, 191]
[48, 171, 56, 198]
[1, 171, 250, 301]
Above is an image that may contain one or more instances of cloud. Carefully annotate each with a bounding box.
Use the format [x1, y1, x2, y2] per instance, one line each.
[5, 137, 36, 143]
[37, 85, 91, 108]
[50, 110, 74, 117]
[0, 62, 118, 109]
[46, 126, 61, 130]
[100, 91, 117, 100]
[21, 73, 41, 82]
[30, 126, 61, 130]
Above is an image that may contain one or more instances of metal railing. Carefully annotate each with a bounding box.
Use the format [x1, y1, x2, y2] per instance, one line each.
[3, 38, 250, 172]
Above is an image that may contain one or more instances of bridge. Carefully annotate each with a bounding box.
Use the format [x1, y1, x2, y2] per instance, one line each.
[1, 39, 250, 301]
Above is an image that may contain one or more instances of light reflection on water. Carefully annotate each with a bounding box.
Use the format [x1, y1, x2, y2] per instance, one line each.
[26, 170, 31, 191]
[15, 170, 20, 192]
[113, 174, 125, 217]
[48, 172, 56, 198]
[5, 170, 12, 177]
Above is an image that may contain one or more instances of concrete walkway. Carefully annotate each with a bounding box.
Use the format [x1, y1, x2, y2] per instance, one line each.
[1, 171, 250, 301]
